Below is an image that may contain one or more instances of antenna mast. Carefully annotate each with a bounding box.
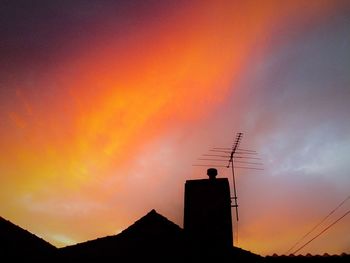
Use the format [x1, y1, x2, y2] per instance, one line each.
[228, 132, 243, 221]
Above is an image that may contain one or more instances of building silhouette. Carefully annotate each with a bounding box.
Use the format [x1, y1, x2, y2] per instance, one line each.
[0, 168, 349, 262]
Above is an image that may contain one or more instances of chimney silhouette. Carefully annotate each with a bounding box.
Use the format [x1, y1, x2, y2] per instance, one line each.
[184, 168, 233, 249]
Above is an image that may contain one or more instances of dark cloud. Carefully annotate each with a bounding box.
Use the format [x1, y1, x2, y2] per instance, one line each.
[0, 0, 188, 68]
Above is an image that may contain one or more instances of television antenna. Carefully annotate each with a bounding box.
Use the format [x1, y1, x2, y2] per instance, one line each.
[193, 132, 263, 243]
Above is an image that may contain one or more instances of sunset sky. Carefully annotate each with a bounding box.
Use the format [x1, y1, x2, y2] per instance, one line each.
[1, 0, 350, 256]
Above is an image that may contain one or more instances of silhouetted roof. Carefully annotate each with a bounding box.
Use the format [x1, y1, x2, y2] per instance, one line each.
[264, 253, 350, 263]
[59, 209, 184, 262]
[1, 213, 348, 263]
[0, 216, 56, 260]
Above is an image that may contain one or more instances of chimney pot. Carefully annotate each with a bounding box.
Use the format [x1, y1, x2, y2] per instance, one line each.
[207, 168, 217, 180]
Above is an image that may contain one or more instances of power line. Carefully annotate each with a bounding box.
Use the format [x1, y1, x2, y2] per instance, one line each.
[286, 195, 350, 254]
[292, 209, 350, 254]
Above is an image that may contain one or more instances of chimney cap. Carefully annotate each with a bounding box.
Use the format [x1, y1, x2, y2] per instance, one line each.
[207, 168, 217, 179]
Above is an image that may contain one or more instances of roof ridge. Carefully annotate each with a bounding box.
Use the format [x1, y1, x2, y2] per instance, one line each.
[120, 209, 182, 234]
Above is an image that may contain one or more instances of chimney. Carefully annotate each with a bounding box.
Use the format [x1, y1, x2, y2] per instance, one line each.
[183, 168, 233, 249]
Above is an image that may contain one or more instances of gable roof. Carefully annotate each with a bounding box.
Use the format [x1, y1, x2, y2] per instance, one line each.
[59, 209, 184, 262]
